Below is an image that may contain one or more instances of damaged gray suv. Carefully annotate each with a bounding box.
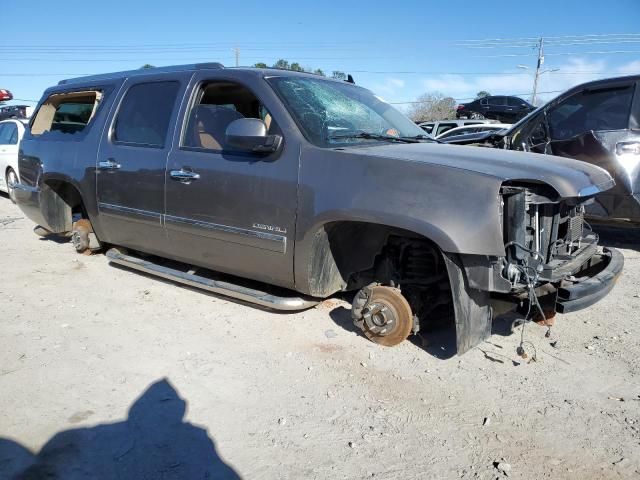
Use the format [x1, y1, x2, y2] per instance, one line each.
[13, 63, 624, 354]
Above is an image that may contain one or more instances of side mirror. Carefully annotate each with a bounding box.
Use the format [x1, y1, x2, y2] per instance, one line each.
[225, 118, 282, 154]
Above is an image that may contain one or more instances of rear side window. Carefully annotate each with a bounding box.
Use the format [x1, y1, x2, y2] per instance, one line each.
[507, 97, 526, 107]
[436, 123, 457, 136]
[31, 90, 102, 136]
[489, 96, 505, 106]
[0, 123, 17, 144]
[113, 81, 179, 147]
[547, 85, 634, 140]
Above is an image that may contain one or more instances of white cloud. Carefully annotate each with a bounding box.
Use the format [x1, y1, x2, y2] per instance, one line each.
[372, 77, 406, 97]
[418, 58, 638, 105]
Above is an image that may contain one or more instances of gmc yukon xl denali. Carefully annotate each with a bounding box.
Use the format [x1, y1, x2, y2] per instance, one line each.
[13, 63, 624, 354]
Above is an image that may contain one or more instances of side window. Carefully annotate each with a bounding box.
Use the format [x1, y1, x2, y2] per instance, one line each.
[480, 98, 488, 106]
[436, 123, 456, 136]
[507, 97, 525, 107]
[420, 124, 434, 134]
[7, 123, 18, 144]
[182, 80, 274, 152]
[0, 124, 9, 144]
[547, 86, 634, 140]
[113, 81, 179, 148]
[489, 96, 505, 106]
[31, 90, 102, 136]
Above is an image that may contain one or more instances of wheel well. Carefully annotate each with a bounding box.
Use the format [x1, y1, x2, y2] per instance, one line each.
[308, 221, 453, 323]
[40, 180, 86, 232]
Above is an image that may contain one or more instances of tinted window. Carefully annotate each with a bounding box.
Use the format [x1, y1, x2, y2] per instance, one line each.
[547, 86, 634, 140]
[0, 123, 17, 144]
[113, 81, 179, 147]
[480, 98, 488, 106]
[489, 96, 505, 106]
[0, 124, 8, 144]
[507, 97, 526, 107]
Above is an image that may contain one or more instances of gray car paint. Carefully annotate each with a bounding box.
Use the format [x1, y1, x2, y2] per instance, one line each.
[15, 65, 615, 296]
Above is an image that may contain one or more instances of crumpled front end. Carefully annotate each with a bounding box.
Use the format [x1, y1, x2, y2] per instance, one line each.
[446, 182, 624, 355]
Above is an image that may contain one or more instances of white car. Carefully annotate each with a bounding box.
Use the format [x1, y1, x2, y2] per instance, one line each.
[0, 119, 27, 202]
[435, 123, 512, 140]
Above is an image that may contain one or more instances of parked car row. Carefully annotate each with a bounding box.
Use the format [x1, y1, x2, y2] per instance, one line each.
[0, 104, 34, 121]
[7, 64, 624, 356]
[441, 75, 640, 226]
[417, 119, 499, 137]
[435, 123, 511, 140]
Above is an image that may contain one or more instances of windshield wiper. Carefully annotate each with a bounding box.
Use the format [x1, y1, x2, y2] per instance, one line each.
[328, 132, 420, 143]
[400, 134, 443, 144]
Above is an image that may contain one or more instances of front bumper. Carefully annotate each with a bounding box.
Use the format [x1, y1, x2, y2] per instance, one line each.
[555, 247, 624, 313]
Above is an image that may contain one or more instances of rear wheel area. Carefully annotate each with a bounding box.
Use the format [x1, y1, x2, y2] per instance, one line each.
[469, 112, 485, 120]
[71, 217, 102, 254]
[6, 168, 18, 203]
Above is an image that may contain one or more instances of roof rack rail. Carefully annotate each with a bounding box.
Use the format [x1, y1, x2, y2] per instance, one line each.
[58, 62, 224, 86]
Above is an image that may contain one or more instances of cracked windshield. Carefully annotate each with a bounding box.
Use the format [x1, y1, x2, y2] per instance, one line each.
[268, 76, 426, 146]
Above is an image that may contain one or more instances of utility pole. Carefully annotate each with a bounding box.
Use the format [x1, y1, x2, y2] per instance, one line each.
[531, 37, 544, 106]
[233, 47, 240, 67]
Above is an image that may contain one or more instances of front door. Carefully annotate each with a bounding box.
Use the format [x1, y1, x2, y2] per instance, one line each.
[164, 74, 299, 289]
[97, 75, 188, 254]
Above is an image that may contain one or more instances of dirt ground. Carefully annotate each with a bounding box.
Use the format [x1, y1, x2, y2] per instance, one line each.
[0, 196, 639, 480]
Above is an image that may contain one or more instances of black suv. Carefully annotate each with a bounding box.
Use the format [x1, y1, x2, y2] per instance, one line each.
[456, 95, 534, 123]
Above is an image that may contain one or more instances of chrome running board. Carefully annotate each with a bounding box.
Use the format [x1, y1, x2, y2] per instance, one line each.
[105, 248, 320, 311]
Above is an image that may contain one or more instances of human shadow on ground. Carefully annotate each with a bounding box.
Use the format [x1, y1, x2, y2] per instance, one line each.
[0, 379, 241, 480]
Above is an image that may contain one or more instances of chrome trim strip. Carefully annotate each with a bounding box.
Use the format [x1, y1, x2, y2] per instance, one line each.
[98, 202, 162, 220]
[106, 248, 317, 310]
[164, 214, 286, 253]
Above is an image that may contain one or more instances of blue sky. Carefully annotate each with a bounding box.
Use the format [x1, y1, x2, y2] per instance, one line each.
[2, 0, 639, 110]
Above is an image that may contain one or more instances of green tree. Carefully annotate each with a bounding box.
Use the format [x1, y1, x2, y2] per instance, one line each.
[272, 59, 290, 70]
[331, 71, 347, 81]
[313, 68, 325, 76]
[140, 64, 155, 69]
[289, 62, 305, 72]
[476, 90, 490, 98]
[253, 62, 268, 68]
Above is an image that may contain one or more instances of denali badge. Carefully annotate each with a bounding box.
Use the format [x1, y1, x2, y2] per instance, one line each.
[253, 223, 287, 234]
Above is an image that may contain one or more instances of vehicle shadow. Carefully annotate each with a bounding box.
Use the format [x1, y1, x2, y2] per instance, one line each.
[327, 304, 458, 360]
[0, 379, 241, 480]
[591, 223, 640, 252]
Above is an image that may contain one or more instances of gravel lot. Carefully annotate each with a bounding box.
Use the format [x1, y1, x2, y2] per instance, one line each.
[0, 196, 639, 479]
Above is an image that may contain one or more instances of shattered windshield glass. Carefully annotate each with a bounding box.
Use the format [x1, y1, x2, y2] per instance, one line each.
[267, 76, 427, 147]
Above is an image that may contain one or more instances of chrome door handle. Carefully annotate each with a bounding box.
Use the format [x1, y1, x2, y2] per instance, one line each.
[170, 169, 200, 183]
[98, 159, 121, 170]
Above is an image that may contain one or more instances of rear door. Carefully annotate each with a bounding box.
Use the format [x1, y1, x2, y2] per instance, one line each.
[97, 74, 189, 254]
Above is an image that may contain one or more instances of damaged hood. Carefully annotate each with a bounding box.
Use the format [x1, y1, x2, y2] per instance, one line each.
[347, 142, 615, 199]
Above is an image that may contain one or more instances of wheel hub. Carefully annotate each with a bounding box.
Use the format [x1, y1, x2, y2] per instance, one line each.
[362, 303, 396, 335]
